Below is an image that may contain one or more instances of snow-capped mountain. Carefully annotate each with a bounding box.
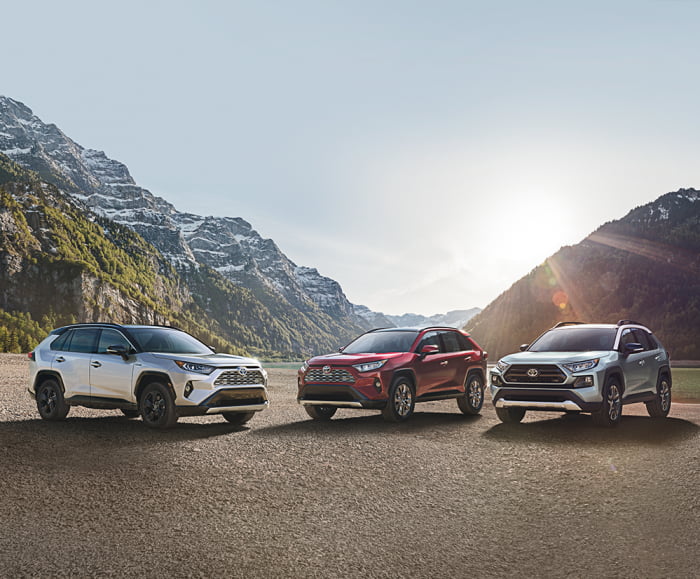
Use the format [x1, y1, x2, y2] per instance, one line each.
[0, 96, 380, 328]
[386, 308, 482, 329]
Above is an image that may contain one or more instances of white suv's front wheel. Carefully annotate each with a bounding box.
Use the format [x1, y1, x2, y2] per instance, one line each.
[140, 382, 178, 429]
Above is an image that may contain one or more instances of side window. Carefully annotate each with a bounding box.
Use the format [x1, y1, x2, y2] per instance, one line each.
[455, 332, 474, 352]
[67, 329, 100, 354]
[97, 329, 133, 354]
[632, 329, 652, 351]
[618, 328, 636, 350]
[50, 331, 73, 351]
[417, 331, 441, 352]
[440, 331, 461, 353]
[647, 333, 660, 350]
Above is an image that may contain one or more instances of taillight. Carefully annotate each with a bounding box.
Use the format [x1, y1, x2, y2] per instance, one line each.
[27, 351, 36, 361]
[483, 351, 488, 361]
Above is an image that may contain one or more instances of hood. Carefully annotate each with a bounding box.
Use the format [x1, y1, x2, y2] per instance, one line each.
[500, 350, 611, 365]
[307, 351, 408, 366]
[150, 352, 261, 367]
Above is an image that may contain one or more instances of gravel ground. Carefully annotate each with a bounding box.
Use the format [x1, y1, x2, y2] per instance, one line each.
[1, 353, 699, 578]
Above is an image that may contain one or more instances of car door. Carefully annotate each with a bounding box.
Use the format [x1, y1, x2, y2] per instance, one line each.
[415, 331, 450, 396]
[438, 330, 469, 389]
[52, 328, 99, 399]
[89, 328, 137, 402]
[618, 328, 654, 398]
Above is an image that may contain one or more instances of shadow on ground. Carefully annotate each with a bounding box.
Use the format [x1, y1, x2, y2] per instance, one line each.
[252, 409, 482, 437]
[483, 413, 699, 446]
[0, 414, 248, 449]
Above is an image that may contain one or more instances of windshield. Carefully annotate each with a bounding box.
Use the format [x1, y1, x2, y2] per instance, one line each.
[528, 327, 616, 352]
[128, 328, 213, 355]
[342, 331, 419, 354]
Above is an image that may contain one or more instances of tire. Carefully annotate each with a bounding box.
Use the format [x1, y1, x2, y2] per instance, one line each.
[457, 373, 484, 415]
[495, 406, 526, 423]
[36, 378, 70, 421]
[646, 374, 671, 418]
[139, 382, 178, 429]
[222, 411, 256, 425]
[382, 376, 415, 422]
[304, 405, 337, 421]
[592, 377, 623, 427]
[120, 408, 140, 419]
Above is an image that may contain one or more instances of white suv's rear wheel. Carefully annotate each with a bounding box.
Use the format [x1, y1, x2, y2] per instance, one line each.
[36, 378, 70, 421]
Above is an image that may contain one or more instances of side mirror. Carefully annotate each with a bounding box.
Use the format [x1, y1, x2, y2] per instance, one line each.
[519, 344, 529, 352]
[338, 347, 344, 353]
[420, 344, 440, 356]
[106, 344, 129, 360]
[623, 342, 644, 355]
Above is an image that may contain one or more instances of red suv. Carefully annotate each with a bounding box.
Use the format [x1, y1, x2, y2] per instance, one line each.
[297, 327, 487, 422]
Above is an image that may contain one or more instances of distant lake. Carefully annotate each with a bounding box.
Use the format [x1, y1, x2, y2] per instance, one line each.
[672, 368, 700, 404]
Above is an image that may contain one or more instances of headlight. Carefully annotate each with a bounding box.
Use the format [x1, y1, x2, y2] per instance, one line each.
[495, 360, 509, 373]
[174, 360, 216, 375]
[300, 361, 309, 373]
[352, 360, 388, 373]
[562, 359, 599, 373]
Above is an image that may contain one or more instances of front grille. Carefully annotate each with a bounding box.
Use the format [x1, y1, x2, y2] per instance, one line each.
[305, 367, 356, 384]
[504, 364, 566, 385]
[215, 369, 265, 386]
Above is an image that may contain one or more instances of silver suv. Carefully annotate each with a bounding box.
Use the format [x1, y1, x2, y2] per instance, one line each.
[489, 321, 672, 426]
[28, 323, 269, 429]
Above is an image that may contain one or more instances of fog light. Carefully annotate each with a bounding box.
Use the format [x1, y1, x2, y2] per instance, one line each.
[491, 374, 502, 387]
[374, 378, 382, 391]
[184, 381, 194, 397]
[573, 375, 594, 388]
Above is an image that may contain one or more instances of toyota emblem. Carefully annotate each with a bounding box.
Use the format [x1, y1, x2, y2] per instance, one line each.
[527, 368, 539, 378]
[237, 366, 248, 376]
[322, 365, 332, 375]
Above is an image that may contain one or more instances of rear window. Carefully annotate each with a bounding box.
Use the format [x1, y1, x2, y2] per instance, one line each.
[529, 327, 616, 352]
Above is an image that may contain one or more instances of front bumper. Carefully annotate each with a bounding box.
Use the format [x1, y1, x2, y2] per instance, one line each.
[297, 384, 386, 410]
[172, 366, 269, 415]
[490, 367, 605, 413]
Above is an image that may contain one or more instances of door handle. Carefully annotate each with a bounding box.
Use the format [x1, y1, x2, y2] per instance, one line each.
[91, 361, 102, 368]
[639, 360, 645, 366]
[55, 356, 65, 363]
[440, 361, 448, 366]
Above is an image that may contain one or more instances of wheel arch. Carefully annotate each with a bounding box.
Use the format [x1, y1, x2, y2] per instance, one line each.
[390, 368, 416, 389]
[135, 371, 175, 402]
[603, 366, 626, 394]
[34, 370, 65, 393]
[657, 364, 672, 387]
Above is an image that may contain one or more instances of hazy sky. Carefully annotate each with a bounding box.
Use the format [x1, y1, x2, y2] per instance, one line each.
[4, 1, 700, 315]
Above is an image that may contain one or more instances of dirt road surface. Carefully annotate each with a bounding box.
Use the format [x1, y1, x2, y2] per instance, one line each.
[1, 354, 698, 577]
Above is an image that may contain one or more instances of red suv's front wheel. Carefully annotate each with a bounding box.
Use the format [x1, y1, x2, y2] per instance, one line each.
[382, 377, 415, 422]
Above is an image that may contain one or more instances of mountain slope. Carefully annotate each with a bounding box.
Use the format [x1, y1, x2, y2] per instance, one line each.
[0, 96, 388, 355]
[0, 153, 361, 357]
[467, 189, 700, 359]
[0, 95, 379, 334]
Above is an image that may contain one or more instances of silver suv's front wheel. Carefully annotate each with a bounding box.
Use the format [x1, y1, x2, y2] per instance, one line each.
[592, 377, 622, 427]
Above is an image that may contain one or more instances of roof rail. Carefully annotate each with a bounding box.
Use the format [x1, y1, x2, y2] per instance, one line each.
[617, 319, 643, 326]
[553, 321, 585, 328]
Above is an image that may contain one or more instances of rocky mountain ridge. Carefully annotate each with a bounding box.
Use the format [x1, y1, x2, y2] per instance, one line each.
[0, 96, 387, 334]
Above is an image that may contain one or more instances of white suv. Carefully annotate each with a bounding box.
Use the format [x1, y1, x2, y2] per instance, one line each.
[28, 323, 269, 429]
